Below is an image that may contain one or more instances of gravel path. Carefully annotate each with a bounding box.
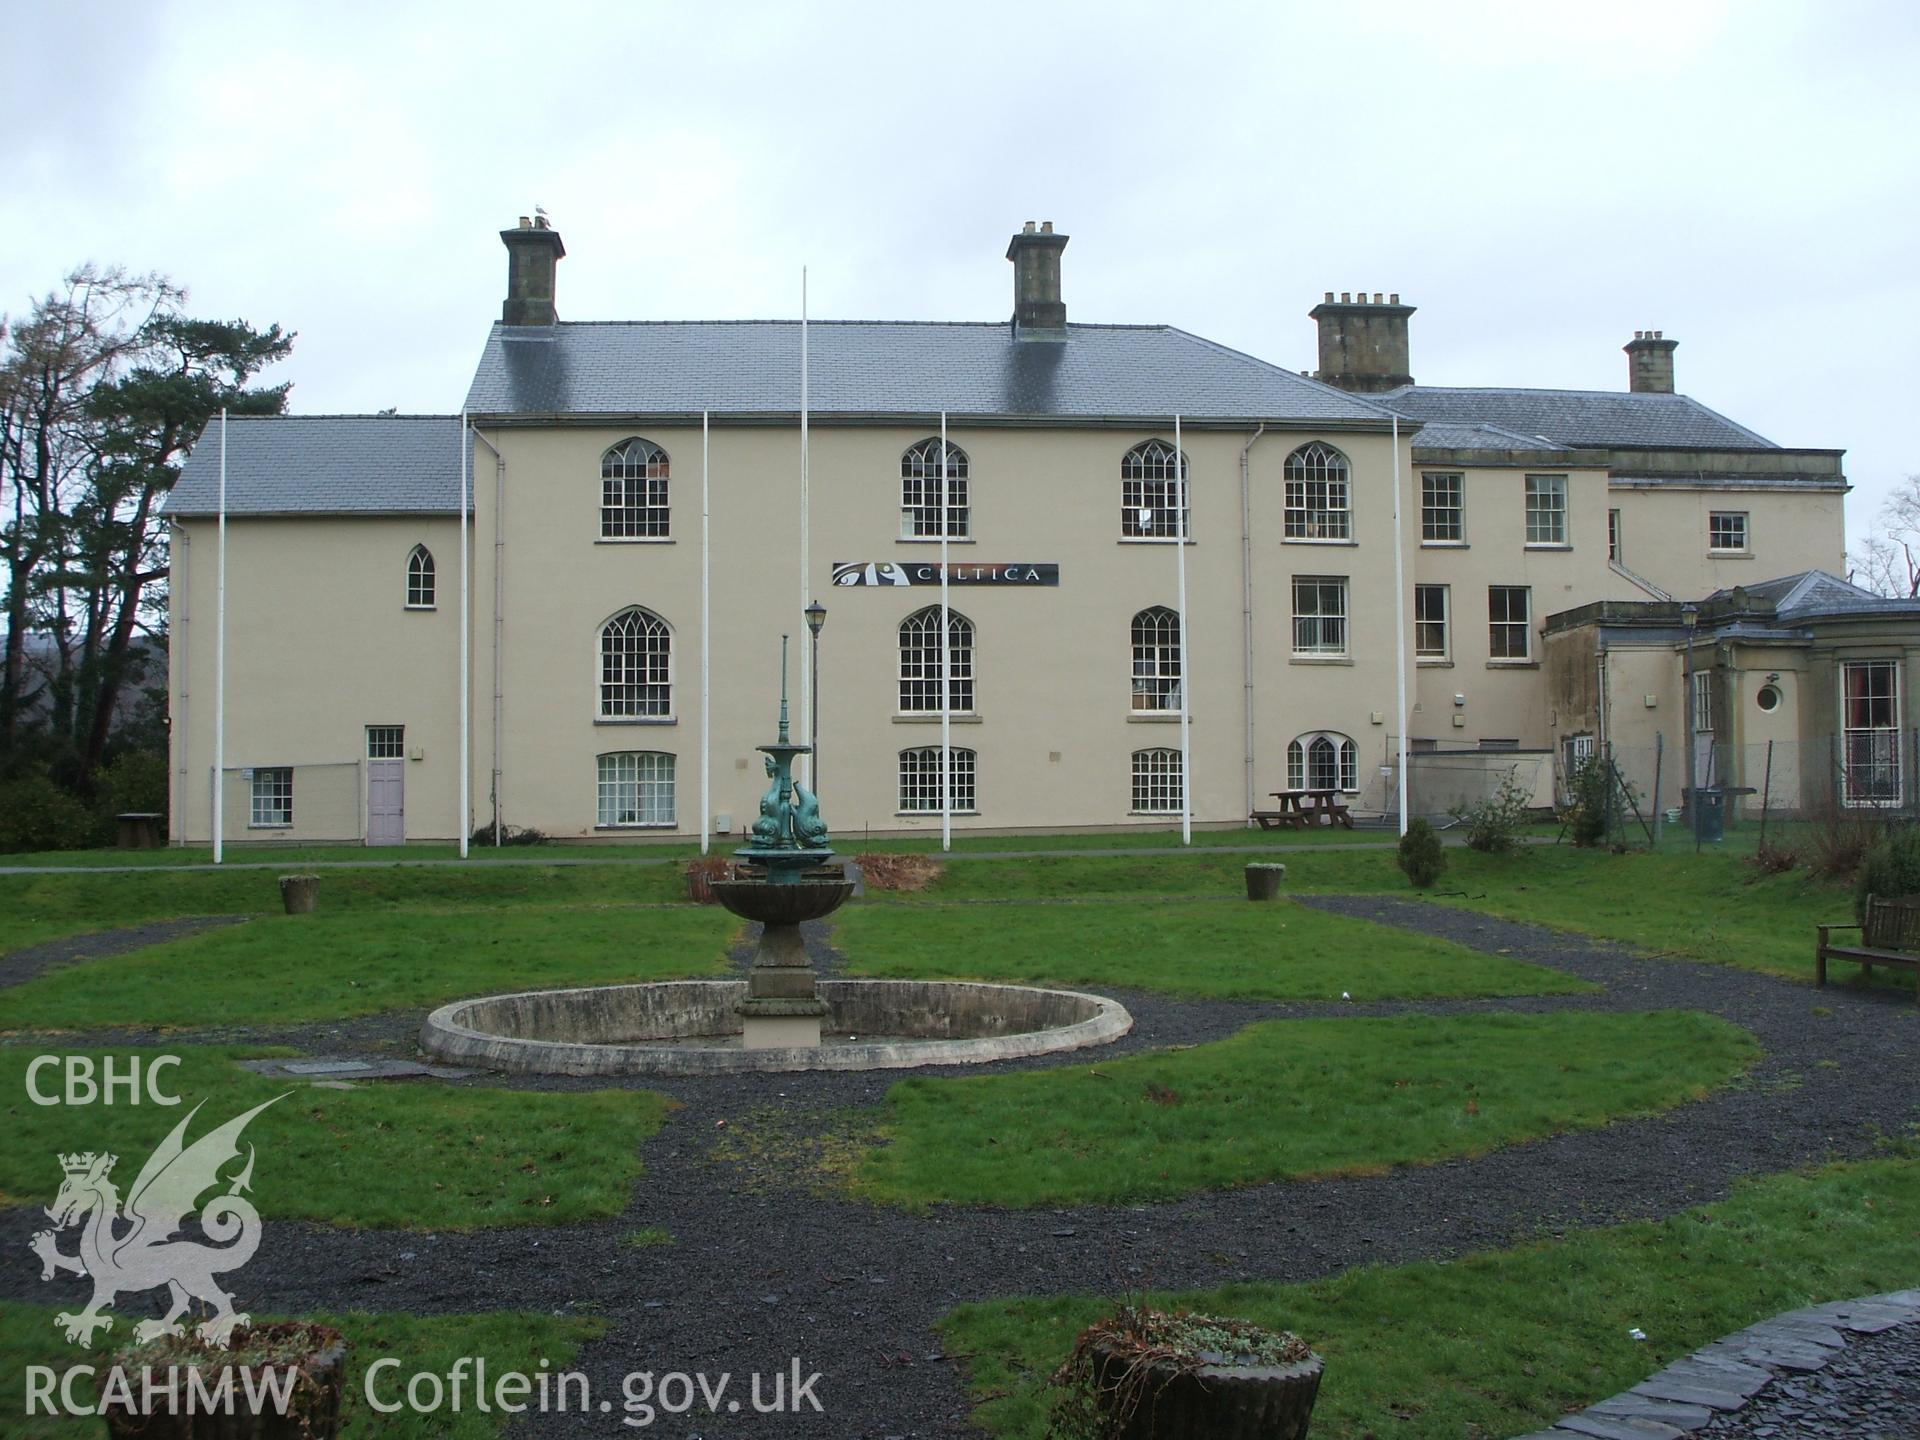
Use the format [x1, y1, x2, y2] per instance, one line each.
[4, 903, 1918, 1437]
[0, 915, 248, 991]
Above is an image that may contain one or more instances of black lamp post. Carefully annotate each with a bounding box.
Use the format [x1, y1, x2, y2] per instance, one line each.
[805, 600, 826, 789]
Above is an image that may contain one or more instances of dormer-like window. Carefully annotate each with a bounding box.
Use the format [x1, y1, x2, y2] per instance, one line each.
[901, 438, 969, 539]
[406, 545, 435, 608]
[1121, 440, 1189, 539]
[601, 437, 670, 539]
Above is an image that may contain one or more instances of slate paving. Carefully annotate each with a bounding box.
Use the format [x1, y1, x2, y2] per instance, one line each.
[3, 896, 1918, 1437]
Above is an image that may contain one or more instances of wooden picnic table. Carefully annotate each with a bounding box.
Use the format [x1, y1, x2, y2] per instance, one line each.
[1252, 789, 1353, 830]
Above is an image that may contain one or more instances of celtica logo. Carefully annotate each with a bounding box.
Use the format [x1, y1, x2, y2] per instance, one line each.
[30, 1096, 285, 1347]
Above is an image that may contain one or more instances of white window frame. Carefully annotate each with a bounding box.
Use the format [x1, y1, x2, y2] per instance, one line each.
[1291, 576, 1349, 657]
[597, 751, 676, 827]
[900, 438, 970, 540]
[1421, 472, 1463, 543]
[600, 437, 671, 540]
[898, 607, 974, 713]
[1286, 732, 1359, 793]
[249, 767, 293, 828]
[1130, 747, 1184, 814]
[1841, 660, 1902, 807]
[1415, 584, 1450, 660]
[598, 608, 674, 720]
[1524, 474, 1568, 546]
[406, 545, 435, 609]
[898, 746, 977, 813]
[1489, 585, 1532, 662]
[1120, 440, 1189, 540]
[1283, 443, 1352, 542]
[1607, 508, 1621, 562]
[1708, 511, 1749, 554]
[367, 725, 405, 759]
[1692, 672, 1715, 734]
[1130, 606, 1182, 712]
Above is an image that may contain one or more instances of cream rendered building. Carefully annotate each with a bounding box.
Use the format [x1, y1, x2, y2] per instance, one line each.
[164, 220, 1858, 845]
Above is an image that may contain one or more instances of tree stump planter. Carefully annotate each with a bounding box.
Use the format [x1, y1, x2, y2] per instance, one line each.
[684, 856, 733, 905]
[1087, 1341, 1323, 1440]
[277, 875, 321, 915]
[99, 1321, 347, 1439]
[1244, 863, 1287, 901]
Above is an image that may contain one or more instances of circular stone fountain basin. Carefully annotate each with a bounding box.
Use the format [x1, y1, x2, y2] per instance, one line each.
[420, 979, 1132, 1075]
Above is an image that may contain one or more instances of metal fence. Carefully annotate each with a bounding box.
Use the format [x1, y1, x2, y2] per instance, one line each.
[1596, 731, 1920, 830]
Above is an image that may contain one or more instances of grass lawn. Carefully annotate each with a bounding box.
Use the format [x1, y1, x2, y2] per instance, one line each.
[1, 1303, 605, 1439]
[0, 906, 737, 1031]
[835, 898, 1594, 1002]
[939, 1155, 1920, 1440]
[0, 1047, 670, 1228]
[857, 1010, 1757, 1207]
[0, 863, 692, 956]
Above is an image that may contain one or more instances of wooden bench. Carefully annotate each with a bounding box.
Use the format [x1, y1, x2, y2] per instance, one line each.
[1817, 894, 1920, 1002]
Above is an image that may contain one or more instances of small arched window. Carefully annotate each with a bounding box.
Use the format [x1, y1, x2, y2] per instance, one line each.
[899, 746, 977, 812]
[1130, 607, 1182, 712]
[1287, 732, 1359, 792]
[901, 438, 969, 539]
[601, 437, 670, 539]
[898, 607, 974, 713]
[1121, 440, 1189, 539]
[1283, 443, 1351, 541]
[1131, 747, 1184, 813]
[599, 608, 673, 718]
[406, 544, 435, 609]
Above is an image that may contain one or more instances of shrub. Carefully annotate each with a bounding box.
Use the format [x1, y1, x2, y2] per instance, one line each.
[855, 852, 942, 892]
[1396, 818, 1447, 888]
[1453, 774, 1532, 854]
[96, 748, 169, 823]
[1856, 824, 1920, 919]
[1746, 836, 1800, 876]
[467, 821, 548, 847]
[1562, 756, 1613, 848]
[1806, 796, 1886, 880]
[0, 771, 104, 853]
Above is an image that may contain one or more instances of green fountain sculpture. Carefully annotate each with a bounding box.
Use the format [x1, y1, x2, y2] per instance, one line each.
[710, 637, 854, 1048]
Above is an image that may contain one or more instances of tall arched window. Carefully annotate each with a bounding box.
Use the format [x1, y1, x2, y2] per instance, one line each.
[901, 438, 969, 539]
[1283, 442, 1351, 540]
[1121, 439, 1189, 539]
[1131, 747, 1184, 813]
[599, 608, 673, 718]
[1131, 607, 1182, 712]
[1286, 731, 1358, 792]
[898, 607, 974, 713]
[406, 544, 435, 608]
[601, 437, 671, 538]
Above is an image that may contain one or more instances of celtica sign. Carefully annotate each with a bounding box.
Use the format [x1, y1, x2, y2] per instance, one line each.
[831, 562, 1058, 587]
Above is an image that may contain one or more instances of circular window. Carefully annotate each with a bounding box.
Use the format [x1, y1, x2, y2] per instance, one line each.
[1756, 684, 1781, 712]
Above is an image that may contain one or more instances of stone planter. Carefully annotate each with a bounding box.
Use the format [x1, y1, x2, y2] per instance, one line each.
[1244, 863, 1287, 901]
[100, 1321, 347, 1439]
[277, 875, 321, 915]
[684, 858, 731, 905]
[1089, 1340, 1323, 1439]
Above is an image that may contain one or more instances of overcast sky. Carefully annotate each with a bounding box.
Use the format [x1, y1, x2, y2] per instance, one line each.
[5, 0, 1915, 541]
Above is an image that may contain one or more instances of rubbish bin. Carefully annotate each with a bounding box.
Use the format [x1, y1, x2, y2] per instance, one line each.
[1693, 788, 1725, 844]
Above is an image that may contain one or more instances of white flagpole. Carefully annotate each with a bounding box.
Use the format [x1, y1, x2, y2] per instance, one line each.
[799, 267, 811, 788]
[1392, 414, 1409, 836]
[940, 410, 952, 854]
[459, 414, 470, 858]
[213, 408, 227, 864]
[1176, 414, 1191, 846]
[701, 410, 711, 856]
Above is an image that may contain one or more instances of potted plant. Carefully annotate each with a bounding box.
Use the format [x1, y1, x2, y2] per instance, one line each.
[685, 855, 733, 904]
[1048, 1303, 1322, 1439]
[98, 1320, 348, 1439]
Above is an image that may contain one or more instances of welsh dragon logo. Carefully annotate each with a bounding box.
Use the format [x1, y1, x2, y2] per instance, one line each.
[29, 1096, 285, 1347]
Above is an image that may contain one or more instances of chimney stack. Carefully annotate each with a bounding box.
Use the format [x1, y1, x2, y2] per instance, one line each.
[1006, 220, 1069, 339]
[500, 214, 565, 326]
[1624, 330, 1677, 394]
[1308, 291, 1415, 393]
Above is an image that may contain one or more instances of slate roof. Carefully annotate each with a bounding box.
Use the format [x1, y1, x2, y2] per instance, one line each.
[461, 320, 1396, 425]
[166, 415, 465, 516]
[1408, 420, 1572, 453]
[1710, 570, 1920, 621]
[1378, 385, 1777, 451]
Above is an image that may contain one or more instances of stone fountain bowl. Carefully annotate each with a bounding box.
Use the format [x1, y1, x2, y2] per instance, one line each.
[710, 876, 854, 926]
[421, 979, 1133, 1075]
